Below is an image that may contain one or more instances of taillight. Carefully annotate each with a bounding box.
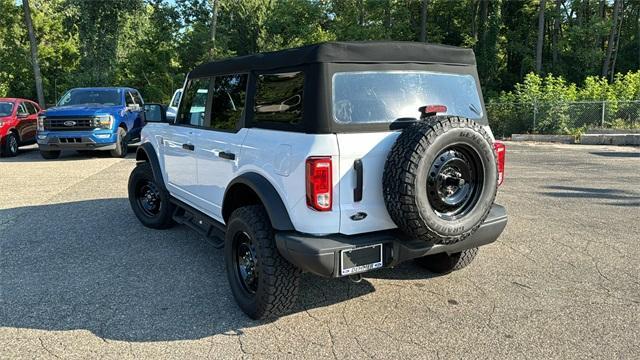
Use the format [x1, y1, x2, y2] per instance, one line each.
[306, 157, 333, 211]
[494, 141, 506, 186]
[419, 104, 448, 117]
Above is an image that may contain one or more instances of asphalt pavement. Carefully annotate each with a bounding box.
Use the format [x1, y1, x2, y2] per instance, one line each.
[0, 142, 639, 359]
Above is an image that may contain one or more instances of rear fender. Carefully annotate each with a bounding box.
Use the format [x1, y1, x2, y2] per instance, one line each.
[223, 172, 294, 231]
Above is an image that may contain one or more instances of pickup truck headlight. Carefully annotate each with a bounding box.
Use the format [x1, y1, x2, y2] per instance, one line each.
[94, 115, 114, 129]
[37, 115, 45, 131]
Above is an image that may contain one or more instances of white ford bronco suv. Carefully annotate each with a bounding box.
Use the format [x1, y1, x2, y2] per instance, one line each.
[129, 42, 508, 320]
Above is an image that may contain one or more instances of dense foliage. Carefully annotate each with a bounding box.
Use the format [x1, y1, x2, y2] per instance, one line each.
[1, 0, 640, 106]
[488, 71, 640, 135]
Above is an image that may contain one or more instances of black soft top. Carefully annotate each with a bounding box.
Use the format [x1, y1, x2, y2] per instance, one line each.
[189, 41, 476, 78]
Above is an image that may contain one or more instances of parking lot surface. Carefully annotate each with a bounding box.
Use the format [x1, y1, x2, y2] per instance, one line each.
[1, 142, 639, 359]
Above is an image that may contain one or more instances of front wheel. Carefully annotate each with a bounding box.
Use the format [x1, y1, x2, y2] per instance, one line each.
[1, 132, 19, 157]
[128, 162, 175, 229]
[40, 149, 61, 159]
[225, 205, 301, 320]
[110, 127, 128, 158]
[414, 248, 479, 274]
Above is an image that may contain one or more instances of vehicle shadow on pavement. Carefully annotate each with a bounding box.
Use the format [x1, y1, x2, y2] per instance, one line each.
[541, 185, 640, 207]
[0, 146, 136, 162]
[590, 151, 640, 158]
[0, 198, 378, 342]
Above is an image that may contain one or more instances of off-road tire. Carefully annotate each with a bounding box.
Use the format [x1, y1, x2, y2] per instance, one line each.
[1, 132, 19, 157]
[383, 116, 498, 245]
[414, 248, 479, 274]
[225, 205, 301, 320]
[40, 149, 61, 159]
[128, 162, 175, 229]
[110, 127, 128, 158]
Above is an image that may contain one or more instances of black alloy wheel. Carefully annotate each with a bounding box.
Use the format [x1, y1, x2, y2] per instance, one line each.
[233, 232, 259, 294]
[127, 162, 175, 229]
[426, 145, 483, 221]
[136, 180, 162, 217]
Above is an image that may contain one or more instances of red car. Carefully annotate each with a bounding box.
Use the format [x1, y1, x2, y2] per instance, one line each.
[0, 98, 41, 157]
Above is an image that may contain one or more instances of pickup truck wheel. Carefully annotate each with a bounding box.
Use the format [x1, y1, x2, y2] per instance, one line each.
[40, 150, 61, 159]
[414, 248, 478, 274]
[383, 116, 497, 245]
[110, 127, 128, 158]
[1, 133, 19, 157]
[128, 162, 175, 229]
[225, 205, 301, 320]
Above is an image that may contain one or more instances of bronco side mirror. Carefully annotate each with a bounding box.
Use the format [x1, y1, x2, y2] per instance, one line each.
[143, 103, 168, 123]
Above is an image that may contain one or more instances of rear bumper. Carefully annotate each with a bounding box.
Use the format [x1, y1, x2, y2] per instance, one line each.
[275, 204, 507, 278]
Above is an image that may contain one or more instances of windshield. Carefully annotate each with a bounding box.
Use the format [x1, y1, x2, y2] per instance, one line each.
[332, 71, 483, 124]
[0, 102, 14, 117]
[57, 89, 123, 107]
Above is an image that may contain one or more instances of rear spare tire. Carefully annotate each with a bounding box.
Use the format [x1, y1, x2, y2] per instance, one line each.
[383, 116, 497, 245]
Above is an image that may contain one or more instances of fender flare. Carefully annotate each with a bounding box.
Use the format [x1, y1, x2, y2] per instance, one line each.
[223, 172, 294, 231]
[136, 142, 167, 191]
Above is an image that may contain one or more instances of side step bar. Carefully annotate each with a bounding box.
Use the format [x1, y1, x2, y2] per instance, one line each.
[170, 198, 226, 248]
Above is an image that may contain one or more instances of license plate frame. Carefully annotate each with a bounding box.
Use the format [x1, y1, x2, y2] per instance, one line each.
[340, 244, 383, 276]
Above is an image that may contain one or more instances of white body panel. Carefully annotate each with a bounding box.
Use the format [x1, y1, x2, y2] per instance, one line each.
[193, 128, 248, 221]
[143, 121, 495, 236]
[336, 131, 399, 234]
[240, 129, 341, 235]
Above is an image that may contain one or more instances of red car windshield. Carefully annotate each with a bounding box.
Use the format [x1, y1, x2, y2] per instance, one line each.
[0, 102, 14, 117]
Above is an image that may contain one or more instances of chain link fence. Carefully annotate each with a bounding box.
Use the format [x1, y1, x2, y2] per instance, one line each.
[486, 100, 640, 138]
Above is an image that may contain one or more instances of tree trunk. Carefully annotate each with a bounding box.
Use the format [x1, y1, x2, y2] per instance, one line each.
[474, 0, 488, 58]
[419, 0, 428, 42]
[602, 0, 622, 78]
[610, 2, 624, 81]
[552, 0, 561, 69]
[384, 0, 392, 30]
[599, 0, 606, 50]
[536, 0, 546, 73]
[209, 0, 220, 60]
[22, 0, 44, 108]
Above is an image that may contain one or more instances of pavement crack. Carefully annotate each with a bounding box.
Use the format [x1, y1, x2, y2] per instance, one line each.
[354, 336, 374, 359]
[38, 337, 60, 359]
[328, 328, 339, 360]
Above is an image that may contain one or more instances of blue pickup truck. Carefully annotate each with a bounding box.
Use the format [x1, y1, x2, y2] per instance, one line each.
[37, 87, 145, 159]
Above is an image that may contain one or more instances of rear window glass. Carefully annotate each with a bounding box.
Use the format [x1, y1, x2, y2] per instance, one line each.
[332, 71, 483, 124]
[254, 72, 304, 124]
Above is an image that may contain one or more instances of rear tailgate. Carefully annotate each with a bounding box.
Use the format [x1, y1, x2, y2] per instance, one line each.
[336, 131, 400, 235]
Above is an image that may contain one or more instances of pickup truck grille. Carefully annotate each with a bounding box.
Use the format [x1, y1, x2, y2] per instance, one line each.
[44, 117, 95, 131]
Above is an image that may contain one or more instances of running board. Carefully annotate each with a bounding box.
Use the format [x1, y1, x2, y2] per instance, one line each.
[170, 198, 225, 248]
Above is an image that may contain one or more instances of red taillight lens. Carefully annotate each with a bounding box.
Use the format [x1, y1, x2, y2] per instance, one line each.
[306, 157, 333, 211]
[493, 141, 506, 186]
[419, 104, 448, 116]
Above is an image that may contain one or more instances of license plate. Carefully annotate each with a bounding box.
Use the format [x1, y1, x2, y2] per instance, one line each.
[340, 244, 383, 276]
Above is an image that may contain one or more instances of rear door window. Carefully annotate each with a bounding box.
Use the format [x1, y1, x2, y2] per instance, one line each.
[209, 74, 248, 131]
[253, 72, 304, 125]
[24, 102, 38, 114]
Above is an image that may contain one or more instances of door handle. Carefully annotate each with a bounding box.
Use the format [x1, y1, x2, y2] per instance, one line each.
[182, 143, 195, 151]
[218, 151, 236, 160]
[353, 159, 363, 202]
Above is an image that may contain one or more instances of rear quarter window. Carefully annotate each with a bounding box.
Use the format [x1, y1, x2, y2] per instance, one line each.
[253, 72, 304, 125]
